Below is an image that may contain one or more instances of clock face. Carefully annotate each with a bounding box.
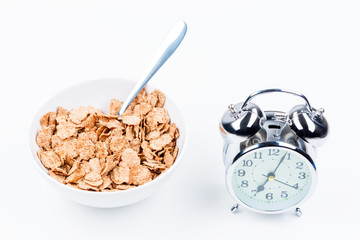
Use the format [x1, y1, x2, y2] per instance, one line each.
[228, 146, 315, 212]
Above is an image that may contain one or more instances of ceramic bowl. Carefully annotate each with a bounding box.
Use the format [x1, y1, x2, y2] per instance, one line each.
[29, 79, 187, 208]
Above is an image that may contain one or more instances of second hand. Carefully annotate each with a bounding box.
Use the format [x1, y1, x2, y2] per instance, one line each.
[261, 174, 299, 190]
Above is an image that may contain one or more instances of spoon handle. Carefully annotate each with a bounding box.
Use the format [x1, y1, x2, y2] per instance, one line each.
[118, 21, 187, 115]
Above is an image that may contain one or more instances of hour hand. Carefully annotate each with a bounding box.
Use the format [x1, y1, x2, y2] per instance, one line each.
[253, 185, 265, 196]
[252, 175, 269, 196]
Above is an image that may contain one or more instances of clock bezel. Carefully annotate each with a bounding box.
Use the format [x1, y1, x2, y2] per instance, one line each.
[226, 141, 318, 214]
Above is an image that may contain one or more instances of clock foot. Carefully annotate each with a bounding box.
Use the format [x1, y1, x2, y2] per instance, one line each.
[231, 204, 239, 213]
[295, 207, 302, 217]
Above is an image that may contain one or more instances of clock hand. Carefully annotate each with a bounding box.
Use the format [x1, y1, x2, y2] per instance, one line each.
[253, 182, 266, 196]
[253, 174, 271, 196]
[261, 174, 299, 190]
[253, 153, 287, 197]
[272, 152, 288, 174]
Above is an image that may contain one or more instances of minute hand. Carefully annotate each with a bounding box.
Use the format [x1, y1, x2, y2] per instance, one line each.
[272, 152, 287, 174]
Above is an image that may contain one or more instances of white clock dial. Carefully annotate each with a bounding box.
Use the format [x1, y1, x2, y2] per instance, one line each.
[228, 146, 315, 212]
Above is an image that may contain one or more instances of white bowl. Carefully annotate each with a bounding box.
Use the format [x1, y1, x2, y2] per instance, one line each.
[28, 79, 187, 208]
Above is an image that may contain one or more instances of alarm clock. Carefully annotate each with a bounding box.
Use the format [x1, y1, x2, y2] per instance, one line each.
[219, 89, 329, 216]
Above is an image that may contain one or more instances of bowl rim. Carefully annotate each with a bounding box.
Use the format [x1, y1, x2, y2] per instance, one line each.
[28, 78, 188, 195]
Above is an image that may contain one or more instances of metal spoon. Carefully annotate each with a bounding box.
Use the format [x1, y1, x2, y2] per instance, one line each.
[118, 21, 187, 115]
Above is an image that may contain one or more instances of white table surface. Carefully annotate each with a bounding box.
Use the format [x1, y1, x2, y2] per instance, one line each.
[1, 1, 359, 239]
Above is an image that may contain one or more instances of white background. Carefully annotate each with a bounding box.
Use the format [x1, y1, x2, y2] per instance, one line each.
[1, 0, 359, 239]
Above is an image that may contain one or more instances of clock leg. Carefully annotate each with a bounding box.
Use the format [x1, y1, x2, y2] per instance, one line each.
[295, 207, 302, 217]
[231, 204, 239, 213]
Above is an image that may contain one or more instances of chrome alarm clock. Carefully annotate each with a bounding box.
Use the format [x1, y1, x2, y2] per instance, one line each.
[219, 89, 329, 216]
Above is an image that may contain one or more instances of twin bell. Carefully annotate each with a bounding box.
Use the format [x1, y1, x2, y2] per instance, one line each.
[220, 89, 329, 147]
